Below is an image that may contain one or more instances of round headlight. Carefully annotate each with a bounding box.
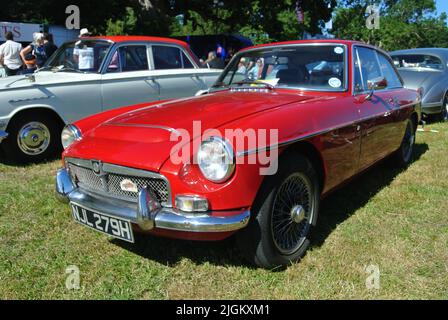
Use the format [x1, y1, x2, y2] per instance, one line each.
[61, 124, 82, 149]
[197, 136, 235, 183]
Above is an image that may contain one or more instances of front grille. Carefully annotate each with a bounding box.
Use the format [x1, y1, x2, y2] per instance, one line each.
[67, 162, 169, 204]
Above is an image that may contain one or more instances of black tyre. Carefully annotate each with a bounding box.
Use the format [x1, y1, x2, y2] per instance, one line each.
[237, 153, 320, 269]
[2, 113, 61, 163]
[441, 95, 448, 122]
[392, 119, 416, 168]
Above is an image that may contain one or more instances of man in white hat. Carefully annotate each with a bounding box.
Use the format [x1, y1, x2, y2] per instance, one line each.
[78, 28, 92, 38]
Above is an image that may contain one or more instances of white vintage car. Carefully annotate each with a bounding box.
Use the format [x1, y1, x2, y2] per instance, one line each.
[0, 36, 222, 162]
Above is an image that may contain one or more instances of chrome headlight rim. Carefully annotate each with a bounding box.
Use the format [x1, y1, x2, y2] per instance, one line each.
[61, 124, 82, 149]
[197, 136, 235, 184]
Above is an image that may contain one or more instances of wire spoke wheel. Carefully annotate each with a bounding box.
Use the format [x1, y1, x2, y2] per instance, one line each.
[271, 173, 314, 256]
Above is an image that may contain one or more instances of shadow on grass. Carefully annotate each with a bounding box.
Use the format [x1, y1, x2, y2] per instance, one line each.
[0, 148, 59, 167]
[114, 143, 429, 268]
[311, 142, 428, 248]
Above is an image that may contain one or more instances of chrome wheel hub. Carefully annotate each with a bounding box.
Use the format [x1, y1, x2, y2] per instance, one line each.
[271, 173, 314, 256]
[17, 122, 51, 156]
[291, 205, 306, 224]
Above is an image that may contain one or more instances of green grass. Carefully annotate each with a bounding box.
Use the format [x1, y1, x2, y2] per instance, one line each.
[0, 123, 447, 300]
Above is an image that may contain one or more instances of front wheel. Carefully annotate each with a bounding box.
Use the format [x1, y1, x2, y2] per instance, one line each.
[237, 154, 320, 269]
[2, 113, 61, 163]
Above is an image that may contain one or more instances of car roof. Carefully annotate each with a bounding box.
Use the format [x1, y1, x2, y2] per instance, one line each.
[390, 48, 448, 59]
[81, 36, 189, 48]
[240, 39, 366, 52]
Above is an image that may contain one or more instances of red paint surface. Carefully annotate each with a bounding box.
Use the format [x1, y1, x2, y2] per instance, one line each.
[63, 40, 421, 240]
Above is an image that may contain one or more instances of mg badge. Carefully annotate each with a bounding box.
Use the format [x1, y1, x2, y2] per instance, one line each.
[91, 160, 103, 176]
[120, 179, 138, 193]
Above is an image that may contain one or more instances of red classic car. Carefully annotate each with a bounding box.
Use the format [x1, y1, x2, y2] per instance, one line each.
[56, 40, 421, 268]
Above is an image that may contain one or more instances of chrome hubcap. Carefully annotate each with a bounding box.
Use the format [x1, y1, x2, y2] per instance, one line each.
[271, 173, 314, 255]
[291, 205, 306, 224]
[444, 101, 448, 120]
[17, 122, 51, 155]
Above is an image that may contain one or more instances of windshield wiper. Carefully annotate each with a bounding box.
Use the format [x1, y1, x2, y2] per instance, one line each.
[232, 80, 275, 90]
[211, 82, 228, 88]
[55, 66, 85, 74]
[35, 66, 54, 73]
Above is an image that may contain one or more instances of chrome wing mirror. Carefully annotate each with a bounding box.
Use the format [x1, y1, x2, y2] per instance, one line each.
[365, 77, 388, 100]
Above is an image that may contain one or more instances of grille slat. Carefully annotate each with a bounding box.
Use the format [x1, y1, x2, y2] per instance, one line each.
[67, 163, 169, 204]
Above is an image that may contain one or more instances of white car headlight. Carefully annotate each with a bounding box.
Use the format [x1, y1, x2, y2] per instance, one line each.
[61, 124, 82, 149]
[197, 136, 235, 183]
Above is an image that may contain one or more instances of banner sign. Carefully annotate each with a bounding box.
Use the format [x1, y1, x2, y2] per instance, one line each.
[0, 22, 42, 42]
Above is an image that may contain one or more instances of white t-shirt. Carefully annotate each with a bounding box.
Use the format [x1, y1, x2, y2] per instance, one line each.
[0, 40, 23, 70]
[74, 46, 94, 70]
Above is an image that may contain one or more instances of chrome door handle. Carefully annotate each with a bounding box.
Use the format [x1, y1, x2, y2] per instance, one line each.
[384, 111, 392, 117]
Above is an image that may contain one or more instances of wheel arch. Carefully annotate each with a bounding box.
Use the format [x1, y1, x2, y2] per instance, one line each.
[6, 106, 66, 132]
[279, 140, 326, 193]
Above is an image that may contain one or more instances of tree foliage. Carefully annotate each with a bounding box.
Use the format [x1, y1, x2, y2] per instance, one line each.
[332, 0, 448, 51]
[0, 0, 336, 44]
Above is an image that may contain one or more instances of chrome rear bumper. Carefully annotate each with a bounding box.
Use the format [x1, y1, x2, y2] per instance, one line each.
[0, 131, 8, 143]
[56, 168, 250, 233]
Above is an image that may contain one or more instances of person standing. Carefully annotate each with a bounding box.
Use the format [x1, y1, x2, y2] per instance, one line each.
[43, 33, 58, 58]
[0, 31, 23, 76]
[20, 32, 47, 71]
[204, 51, 225, 69]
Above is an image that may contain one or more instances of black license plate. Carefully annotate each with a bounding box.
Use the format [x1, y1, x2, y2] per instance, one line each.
[70, 203, 134, 243]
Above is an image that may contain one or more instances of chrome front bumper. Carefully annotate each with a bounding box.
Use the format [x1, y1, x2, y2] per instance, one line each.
[0, 131, 8, 143]
[56, 168, 250, 233]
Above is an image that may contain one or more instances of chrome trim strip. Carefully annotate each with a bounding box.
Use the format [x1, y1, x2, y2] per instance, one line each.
[101, 123, 181, 135]
[65, 157, 173, 207]
[56, 168, 250, 233]
[0, 131, 8, 143]
[237, 101, 419, 157]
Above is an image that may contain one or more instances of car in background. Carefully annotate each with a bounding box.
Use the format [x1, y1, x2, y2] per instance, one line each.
[390, 48, 448, 121]
[0, 36, 222, 163]
[56, 40, 421, 268]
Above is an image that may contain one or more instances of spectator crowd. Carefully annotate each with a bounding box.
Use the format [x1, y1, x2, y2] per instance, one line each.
[0, 31, 58, 77]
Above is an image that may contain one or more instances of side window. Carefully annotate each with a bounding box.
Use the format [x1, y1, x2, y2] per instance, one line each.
[354, 49, 364, 93]
[153, 45, 183, 70]
[107, 46, 149, 72]
[182, 52, 194, 69]
[356, 47, 382, 90]
[377, 53, 403, 88]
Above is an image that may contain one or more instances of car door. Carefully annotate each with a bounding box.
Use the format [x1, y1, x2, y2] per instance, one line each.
[354, 46, 398, 172]
[376, 52, 411, 149]
[149, 44, 207, 100]
[101, 44, 159, 111]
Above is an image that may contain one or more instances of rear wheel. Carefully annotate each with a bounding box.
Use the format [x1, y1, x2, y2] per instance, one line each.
[392, 119, 415, 168]
[441, 95, 448, 122]
[237, 153, 320, 269]
[2, 113, 61, 163]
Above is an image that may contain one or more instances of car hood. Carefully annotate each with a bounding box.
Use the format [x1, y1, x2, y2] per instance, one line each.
[66, 90, 315, 172]
[0, 71, 99, 90]
[398, 69, 444, 91]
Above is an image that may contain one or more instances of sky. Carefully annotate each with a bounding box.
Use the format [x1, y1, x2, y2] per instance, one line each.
[436, 0, 448, 16]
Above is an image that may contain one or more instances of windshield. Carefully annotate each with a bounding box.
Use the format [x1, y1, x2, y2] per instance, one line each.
[392, 54, 444, 71]
[214, 44, 347, 91]
[44, 40, 112, 73]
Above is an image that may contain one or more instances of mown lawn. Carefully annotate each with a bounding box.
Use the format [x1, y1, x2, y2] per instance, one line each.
[0, 122, 447, 300]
